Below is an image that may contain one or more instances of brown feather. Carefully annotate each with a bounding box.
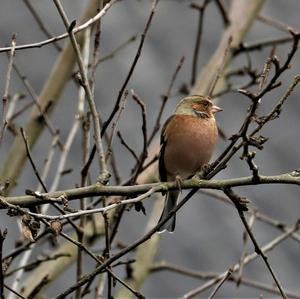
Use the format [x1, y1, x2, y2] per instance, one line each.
[161, 114, 218, 181]
[158, 95, 221, 233]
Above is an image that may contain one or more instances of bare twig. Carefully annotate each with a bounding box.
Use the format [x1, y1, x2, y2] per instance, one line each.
[101, 0, 159, 136]
[199, 189, 300, 244]
[0, 229, 7, 299]
[14, 130, 79, 237]
[5, 254, 69, 277]
[207, 35, 232, 97]
[190, 1, 211, 86]
[130, 90, 148, 183]
[234, 36, 293, 55]
[4, 284, 26, 299]
[52, 179, 299, 298]
[179, 220, 299, 298]
[97, 35, 137, 65]
[90, 0, 102, 105]
[224, 188, 288, 299]
[236, 212, 256, 289]
[257, 14, 291, 33]
[52, 0, 108, 181]
[22, 0, 62, 51]
[4, 93, 21, 126]
[151, 262, 300, 299]
[37, 135, 60, 193]
[21, 187, 159, 221]
[12, 62, 64, 150]
[106, 91, 128, 163]
[117, 131, 139, 162]
[8, 100, 34, 122]
[75, 25, 92, 299]
[20, 128, 48, 192]
[95, 274, 106, 298]
[207, 268, 232, 299]
[214, 0, 230, 26]
[209, 30, 300, 179]
[0, 35, 16, 145]
[48, 99, 81, 192]
[147, 56, 184, 146]
[253, 75, 300, 133]
[0, 1, 117, 53]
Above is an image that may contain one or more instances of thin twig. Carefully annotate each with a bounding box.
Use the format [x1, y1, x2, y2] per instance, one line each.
[0, 229, 7, 299]
[7, 134, 59, 299]
[147, 56, 184, 146]
[12, 62, 64, 150]
[5, 93, 21, 126]
[4, 284, 26, 299]
[96, 35, 137, 65]
[117, 131, 139, 162]
[20, 128, 80, 236]
[75, 25, 91, 299]
[207, 267, 232, 299]
[0, 1, 117, 53]
[95, 273, 106, 298]
[5, 254, 69, 276]
[49, 98, 80, 192]
[106, 91, 128, 163]
[22, 0, 62, 51]
[258, 46, 275, 92]
[234, 36, 293, 55]
[9, 100, 34, 122]
[21, 187, 159, 221]
[0, 35, 16, 145]
[207, 35, 232, 97]
[209, 30, 300, 179]
[214, 0, 230, 26]
[151, 262, 300, 299]
[37, 135, 60, 193]
[53, 186, 299, 298]
[235, 212, 256, 289]
[90, 0, 102, 108]
[257, 14, 291, 33]
[190, 1, 210, 86]
[224, 188, 288, 299]
[103, 212, 112, 299]
[179, 221, 299, 299]
[101, 0, 159, 136]
[253, 75, 300, 134]
[130, 90, 148, 183]
[52, 0, 109, 181]
[20, 128, 48, 192]
[199, 189, 300, 244]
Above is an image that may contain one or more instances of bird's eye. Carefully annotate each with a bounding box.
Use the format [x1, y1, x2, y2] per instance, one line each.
[203, 102, 208, 106]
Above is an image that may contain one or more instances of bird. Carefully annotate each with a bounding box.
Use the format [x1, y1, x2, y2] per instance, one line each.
[158, 95, 222, 232]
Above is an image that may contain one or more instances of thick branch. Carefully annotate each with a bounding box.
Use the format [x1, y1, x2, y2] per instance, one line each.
[2, 170, 300, 208]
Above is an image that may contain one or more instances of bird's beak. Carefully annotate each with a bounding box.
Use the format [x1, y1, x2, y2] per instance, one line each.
[211, 105, 222, 113]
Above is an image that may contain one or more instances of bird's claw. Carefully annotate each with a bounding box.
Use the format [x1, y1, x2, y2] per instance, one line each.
[175, 175, 183, 193]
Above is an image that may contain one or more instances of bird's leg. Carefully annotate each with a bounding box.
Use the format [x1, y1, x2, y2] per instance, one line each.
[196, 163, 212, 178]
[175, 175, 183, 193]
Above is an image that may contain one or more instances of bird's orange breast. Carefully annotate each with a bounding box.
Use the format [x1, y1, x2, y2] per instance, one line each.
[163, 114, 218, 180]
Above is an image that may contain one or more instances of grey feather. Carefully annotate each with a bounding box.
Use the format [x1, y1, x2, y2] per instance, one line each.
[158, 190, 179, 233]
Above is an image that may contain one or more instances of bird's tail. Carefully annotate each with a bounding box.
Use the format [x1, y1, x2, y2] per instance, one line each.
[158, 190, 179, 233]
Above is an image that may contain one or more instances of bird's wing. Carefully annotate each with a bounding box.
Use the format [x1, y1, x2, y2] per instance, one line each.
[159, 115, 174, 182]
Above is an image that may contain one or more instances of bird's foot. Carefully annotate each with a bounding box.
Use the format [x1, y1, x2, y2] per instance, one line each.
[175, 175, 183, 193]
[195, 164, 212, 179]
[201, 163, 213, 177]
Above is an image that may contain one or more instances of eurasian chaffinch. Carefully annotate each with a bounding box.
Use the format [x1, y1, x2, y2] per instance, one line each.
[158, 95, 222, 232]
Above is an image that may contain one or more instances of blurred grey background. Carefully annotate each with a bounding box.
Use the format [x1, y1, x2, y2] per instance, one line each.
[0, 0, 300, 297]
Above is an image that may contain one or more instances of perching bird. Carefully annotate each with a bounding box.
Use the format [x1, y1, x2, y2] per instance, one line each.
[158, 95, 222, 232]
